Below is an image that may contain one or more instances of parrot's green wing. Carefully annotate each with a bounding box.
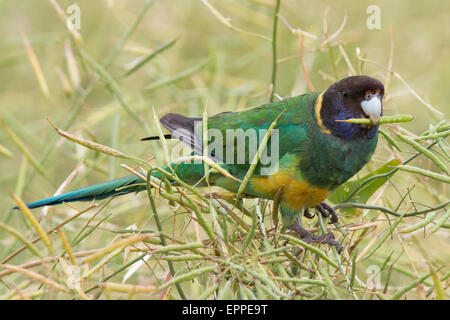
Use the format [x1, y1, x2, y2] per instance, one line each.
[160, 93, 320, 178]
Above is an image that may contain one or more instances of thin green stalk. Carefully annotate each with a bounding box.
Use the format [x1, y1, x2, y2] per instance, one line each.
[146, 170, 187, 300]
[82, 248, 123, 280]
[271, 277, 326, 286]
[198, 284, 219, 300]
[395, 133, 448, 175]
[158, 266, 215, 290]
[335, 201, 449, 217]
[269, 0, 281, 102]
[363, 213, 405, 261]
[390, 271, 435, 300]
[153, 243, 204, 254]
[400, 211, 440, 233]
[379, 128, 401, 151]
[202, 107, 209, 184]
[395, 165, 450, 184]
[280, 234, 338, 269]
[0, 222, 41, 258]
[0, 144, 12, 157]
[14, 156, 27, 197]
[84, 253, 148, 295]
[236, 109, 286, 200]
[124, 37, 178, 76]
[414, 130, 450, 141]
[143, 59, 208, 92]
[430, 209, 450, 234]
[177, 188, 215, 241]
[319, 267, 340, 299]
[243, 206, 258, 251]
[71, 213, 112, 247]
[0, 120, 46, 177]
[151, 107, 171, 167]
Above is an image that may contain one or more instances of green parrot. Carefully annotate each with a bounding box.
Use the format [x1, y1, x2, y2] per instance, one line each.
[22, 75, 384, 252]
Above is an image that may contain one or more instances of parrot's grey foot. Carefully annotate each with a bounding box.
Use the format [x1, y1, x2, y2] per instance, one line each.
[315, 202, 339, 224]
[290, 222, 343, 254]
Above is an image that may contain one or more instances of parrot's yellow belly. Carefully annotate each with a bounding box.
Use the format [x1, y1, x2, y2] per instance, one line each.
[251, 171, 330, 210]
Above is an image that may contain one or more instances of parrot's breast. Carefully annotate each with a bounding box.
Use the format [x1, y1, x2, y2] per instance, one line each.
[250, 171, 330, 210]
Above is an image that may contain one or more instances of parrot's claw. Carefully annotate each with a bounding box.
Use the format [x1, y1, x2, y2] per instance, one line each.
[302, 203, 339, 224]
[303, 208, 315, 219]
[290, 222, 343, 254]
[315, 202, 339, 224]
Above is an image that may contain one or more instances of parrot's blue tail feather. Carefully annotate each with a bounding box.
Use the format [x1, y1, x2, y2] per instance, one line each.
[22, 175, 145, 209]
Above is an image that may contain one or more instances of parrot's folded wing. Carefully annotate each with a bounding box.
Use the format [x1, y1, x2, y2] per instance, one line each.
[159, 113, 203, 155]
[159, 112, 235, 162]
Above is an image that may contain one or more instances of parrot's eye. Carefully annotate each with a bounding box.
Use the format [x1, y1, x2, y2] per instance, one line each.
[341, 90, 349, 97]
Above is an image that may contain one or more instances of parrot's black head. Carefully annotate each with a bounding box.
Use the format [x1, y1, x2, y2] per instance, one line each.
[317, 75, 384, 140]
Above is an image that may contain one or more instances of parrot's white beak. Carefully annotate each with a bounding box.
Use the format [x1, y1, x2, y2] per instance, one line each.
[361, 96, 382, 124]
